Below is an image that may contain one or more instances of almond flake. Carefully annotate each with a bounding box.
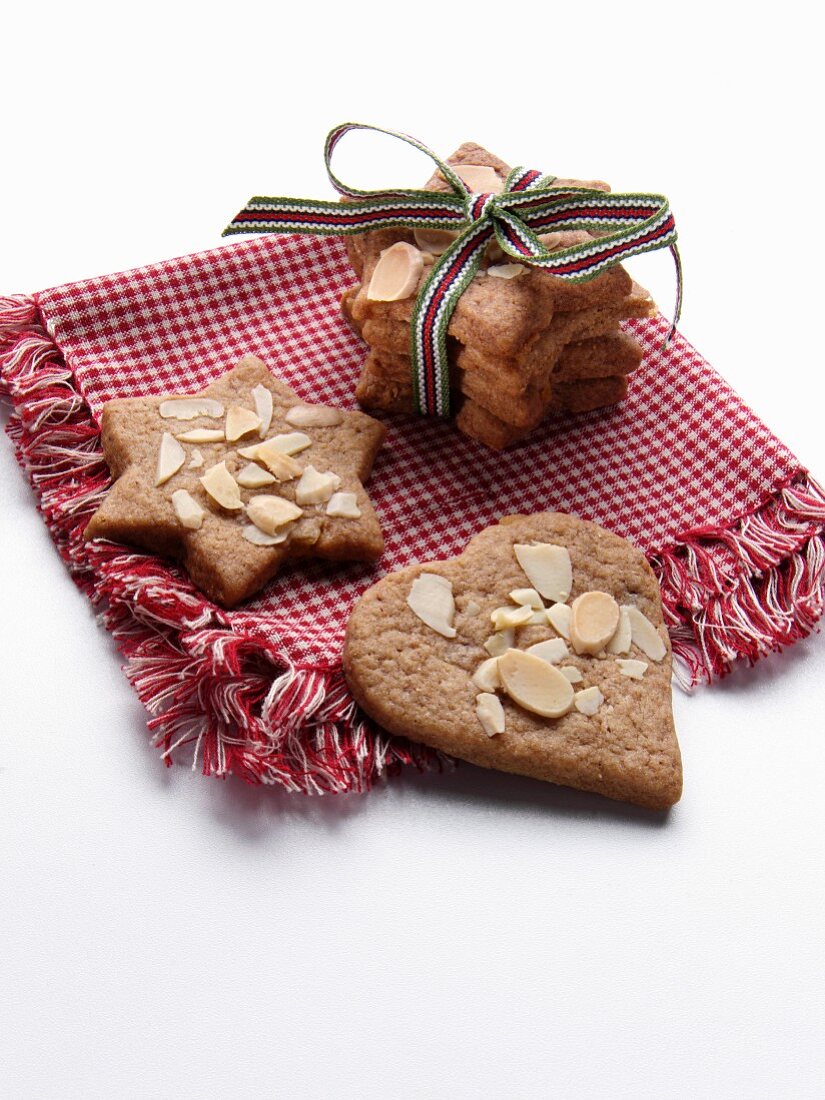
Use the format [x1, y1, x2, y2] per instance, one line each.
[199, 461, 243, 510]
[490, 604, 534, 631]
[508, 587, 544, 609]
[326, 492, 361, 518]
[559, 665, 583, 684]
[367, 242, 424, 302]
[498, 649, 574, 719]
[617, 658, 648, 679]
[453, 164, 504, 194]
[238, 440, 303, 480]
[225, 405, 262, 443]
[236, 462, 277, 489]
[246, 495, 303, 535]
[546, 602, 573, 639]
[625, 607, 667, 662]
[176, 428, 226, 444]
[574, 686, 604, 716]
[475, 692, 505, 737]
[292, 517, 322, 545]
[159, 398, 224, 420]
[487, 263, 526, 280]
[525, 638, 569, 665]
[472, 657, 501, 693]
[570, 591, 620, 655]
[606, 607, 632, 655]
[268, 432, 312, 456]
[413, 227, 459, 255]
[187, 449, 204, 470]
[171, 489, 205, 530]
[251, 384, 274, 438]
[242, 525, 288, 547]
[295, 466, 341, 506]
[155, 433, 186, 486]
[528, 610, 548, 625]
[514, 543, 572, 604]
[284, 404, 344, 428]
[483, 629, 514, 658]
[463, 600, 481, 617]
[407, 573, 456, 638]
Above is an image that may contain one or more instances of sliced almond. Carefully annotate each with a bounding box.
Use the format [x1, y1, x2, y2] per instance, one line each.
[225, 405, 262, 443]
[453, 164, 504, 194]
[490, 604, 534, 631]
[284, 404, 344, 428]
[238, 440, 303, 480]
[508, 587, 544, 609]
[171, 489, 205, 530]
[570, 591, 620, 655]
[367, 242, 424, 302]
[514, 543, 572, 604]
[606, 607, 632, 655]
[487, 263, 526, 280]
[187, 448, 204, 470]
[574, 686, 604, 716]
[559, 665, 583, 684]
[326, 492, 361, 518]
[413, 227, 459, 255]
[155, 433, 186, 486]
[525, 638, 569, 665]
[546, 602, 573, 639]
[176, 428, 225, 444]
[199, 461, 243, 510]
[528, 610, 548, 625]
[475, 692, 505, 737]
[295, 466, 341, 506]
[292, 517, 322, 545]
[246, 494, 302, 535]
[242, 524, 288, 547]
[267, 431, 312, 456]
[472, 657, 501, 693]
[463, 600, 481, 617]
[483, 629, 514, 657]
[159, 398, 224, 421]
[251, 384, 274, 438]
[617, 658, 648, 679]
[407, 573, 456, 638]
[236, 462, 277, 489]
[498, 649, 574, 719]
[625, 607, 667, 662]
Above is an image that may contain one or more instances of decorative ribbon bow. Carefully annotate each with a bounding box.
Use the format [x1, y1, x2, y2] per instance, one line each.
[224, 123, 681, 418]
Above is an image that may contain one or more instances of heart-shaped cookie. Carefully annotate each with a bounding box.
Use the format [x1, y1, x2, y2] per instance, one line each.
[344, 513, 682, 810]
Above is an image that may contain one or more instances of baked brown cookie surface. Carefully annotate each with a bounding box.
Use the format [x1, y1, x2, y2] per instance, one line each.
[85, 356, 386, 607]
[344, 513, 682, 810]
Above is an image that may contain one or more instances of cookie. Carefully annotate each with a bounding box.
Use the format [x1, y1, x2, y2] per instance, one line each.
[344, 513, 682, 810]
[85, 355, 386, 607]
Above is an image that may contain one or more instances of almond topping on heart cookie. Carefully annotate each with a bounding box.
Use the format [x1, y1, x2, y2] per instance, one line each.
[238, 440, 303, 480]
[625, 607, 667, 662]
[176, 428, 226, 443]
[453, 164, 504, 194]
[295, 466, 342, 506]
[475, 692, 506, 737]
[514, 543, 572, 604]
[155, 433, 186, 486]
[546, 602, 573, 638]
[326, 492, 361, 518]
[498, 649, 574, 718]
[525, 638, 569, 665]
[413, 227, 459, 255]
[490, 604, 534, 630]
[617, 658, 648, 679]
[251, 384, 274, 438]
[200, 461, 243, 510]
[225, 405, 262, 442]
[570, 591, 620, 655]
[367, 242, 424, 302]
[483, 629, 514, 657]
[284, 405, 344, 428]
[487, 264, 526, 280]
[246, 495, 302, 535]
[508, 587, 544, 609]
[472, 657, 501, 693]
[574, 686, 604, 716]
[236, 462, 277, 489]
[606, 607, 632, 655]
[159, 398, 224, 420]
[407, 573, 457, 638]
[171, 489, 205, 530]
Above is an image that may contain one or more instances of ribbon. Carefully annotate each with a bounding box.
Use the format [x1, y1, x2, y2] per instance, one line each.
[224, 123, 680, 418]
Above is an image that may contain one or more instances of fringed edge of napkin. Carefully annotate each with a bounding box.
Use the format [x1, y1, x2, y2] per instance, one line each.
[2, 294, 824, 791]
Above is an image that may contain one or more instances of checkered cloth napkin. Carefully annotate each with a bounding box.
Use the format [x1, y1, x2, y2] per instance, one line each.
[2, 235, 824, 792]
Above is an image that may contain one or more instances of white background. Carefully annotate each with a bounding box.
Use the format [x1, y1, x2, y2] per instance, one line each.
[1, 4, 823, 1098]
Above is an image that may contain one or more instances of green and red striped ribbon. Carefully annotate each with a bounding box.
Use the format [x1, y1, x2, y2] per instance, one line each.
[224, 123, 681, 418]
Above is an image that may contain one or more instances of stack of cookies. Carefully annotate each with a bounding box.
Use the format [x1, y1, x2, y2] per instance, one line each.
[341, 143, 656, 449]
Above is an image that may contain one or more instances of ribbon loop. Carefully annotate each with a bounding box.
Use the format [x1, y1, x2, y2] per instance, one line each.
[224, 123, 682, 418]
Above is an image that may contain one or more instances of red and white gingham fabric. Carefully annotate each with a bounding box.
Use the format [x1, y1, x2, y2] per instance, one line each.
[2, 234, 824, 793]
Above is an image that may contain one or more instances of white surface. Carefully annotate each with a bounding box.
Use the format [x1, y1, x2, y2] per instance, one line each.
[1, 5, 823, 1098]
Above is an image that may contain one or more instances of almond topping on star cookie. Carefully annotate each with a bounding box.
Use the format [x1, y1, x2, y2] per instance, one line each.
[246, 495, 302, 535]
[326, 492, 361, 518]
[200, 461, 243, 510]
[159, 398, 224, 420]
[171, 489, 205, 530]
[242, 525, 288, 547]
[251, 384, 273, 438]
[236, 463, 277, 489]
[490, 604, 534, 630]
[155, 433, 186, 486]
[284, 405, 344, 428]
[487, 264, 526, 280]
[176, 428, 225, 443]
[367, 242, 424, 302]
[407, 573, 457, 638]
[238, 440, 303, 480]
[514, 543, 572, 604]
[225, 405, 262, 442]
[452, 164, 504, 194]
[295, 466, 341, 506]
[413, 227, 458, 255]
[570, 591, 620, 655]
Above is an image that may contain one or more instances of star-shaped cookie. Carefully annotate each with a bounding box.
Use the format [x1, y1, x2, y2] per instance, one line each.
[85, 355, 386, 607]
